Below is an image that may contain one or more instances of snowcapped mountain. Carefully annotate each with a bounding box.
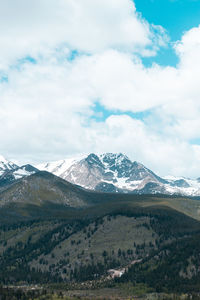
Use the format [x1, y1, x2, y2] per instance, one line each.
[2, 153, 200, 196]
[0, 155, 18, 175]
[37, 155, 85, 178]
[37, 152, 200, 196]
[0, 156, 38, 188]
[38, 153, 159, 191]
[163, 175, 200, 196]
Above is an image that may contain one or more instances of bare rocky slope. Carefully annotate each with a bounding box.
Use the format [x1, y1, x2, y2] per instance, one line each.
[2, 152, 200, 196]
[37, 153, 200, 196]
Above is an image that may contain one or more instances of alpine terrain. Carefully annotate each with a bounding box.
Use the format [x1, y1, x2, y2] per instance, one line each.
[37, 153, 200, 196]
[0, 155, 38, 189]
[1, 154, 200, 297]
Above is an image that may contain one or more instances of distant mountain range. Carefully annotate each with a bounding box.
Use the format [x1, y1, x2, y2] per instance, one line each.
[1, 153, 200, 196]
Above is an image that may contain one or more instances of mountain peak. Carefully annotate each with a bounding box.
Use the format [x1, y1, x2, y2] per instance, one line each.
[100, 152, 129, 160]
[36, 152, 200, 196]
[37, 152, 160, 191]
[0, 155, 18, 174]
[0, 158, 39, 188]
[99, 153, 131, 167]
[0, 155, 8, 163]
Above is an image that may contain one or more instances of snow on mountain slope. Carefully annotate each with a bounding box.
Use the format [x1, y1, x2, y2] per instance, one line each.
[36, 153, 168, 194]
[0, 155, 18, 175]
[37, 155, 86, 177]
[163, 176, 200, 196]
[0, 156, 38, 188]
[2, 153, 200, 196]
[13, 165, 38, 180]
[36, 153, 200, 196]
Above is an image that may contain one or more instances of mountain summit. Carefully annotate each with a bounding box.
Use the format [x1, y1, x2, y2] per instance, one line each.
[0, 155, 18, 175]
[0, 155, 38, 188]
[38, 153, 161, 192]
[37, 153, 200, 195]
[2, 153, 200, 196]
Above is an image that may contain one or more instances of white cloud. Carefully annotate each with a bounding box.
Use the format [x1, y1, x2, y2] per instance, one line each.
[0, 0, 167, 70]
[1, 1, 200, 177]
[99, 115, 200, 178]
[175, 25, 200, 67]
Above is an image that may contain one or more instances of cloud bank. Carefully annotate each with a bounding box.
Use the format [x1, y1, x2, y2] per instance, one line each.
[0, 0, 200, 178]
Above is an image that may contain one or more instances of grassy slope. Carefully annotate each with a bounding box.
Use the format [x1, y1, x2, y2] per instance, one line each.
[1, 174, 200, 292]
[0, 197, 200, 288]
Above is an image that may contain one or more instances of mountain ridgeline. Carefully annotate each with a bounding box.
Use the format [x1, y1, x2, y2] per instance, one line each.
[1, 153, 200, 196]
[1, 153, 200, 294]
[0, 155, 38, 189]
[38, 153, 200, 196]
[0, 185, 200, 292]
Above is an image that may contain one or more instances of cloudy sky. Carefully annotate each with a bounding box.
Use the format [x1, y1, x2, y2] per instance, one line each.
[1, 0, 200, 178]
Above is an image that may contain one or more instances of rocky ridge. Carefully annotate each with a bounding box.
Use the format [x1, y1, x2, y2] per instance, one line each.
[37, 153, 200, 196]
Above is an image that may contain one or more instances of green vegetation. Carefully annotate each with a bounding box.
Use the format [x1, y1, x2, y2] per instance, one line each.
[117, 232, 200, 293]
[0, 198, 200, 292]
[1, 174, 200, 297]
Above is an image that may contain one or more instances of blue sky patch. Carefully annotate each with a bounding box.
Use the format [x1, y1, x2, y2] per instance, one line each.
[91, 102, 151, 122]
[134, 0, 200, 67]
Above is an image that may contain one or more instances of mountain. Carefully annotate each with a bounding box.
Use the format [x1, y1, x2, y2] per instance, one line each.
[37, 153, 166, 192]
[1, 169, 200, 222]
[0, 171, 93, 211]
[1, 183, 200, 293]
[2, 153, 200, 196]
[0, 155, 18, 175]
[0, 156, 38, 188]
[37, 153, 200, 196]
[1, 167, 200, 294]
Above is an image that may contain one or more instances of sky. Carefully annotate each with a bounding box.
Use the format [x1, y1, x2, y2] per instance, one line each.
[1, 0, 200, 178]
